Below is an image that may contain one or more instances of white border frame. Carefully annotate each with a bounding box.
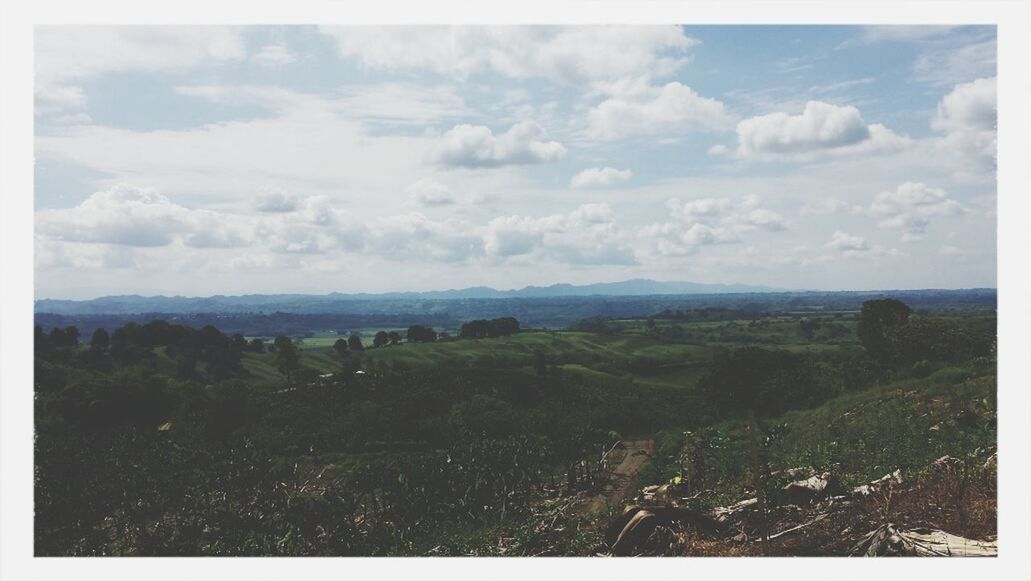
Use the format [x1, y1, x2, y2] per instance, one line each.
[2, 2, 1029, 580]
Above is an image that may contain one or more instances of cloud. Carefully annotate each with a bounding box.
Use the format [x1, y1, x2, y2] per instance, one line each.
[428, 121, 566, 168]
[826, 230, 869, 252]
[865, 181, 965, 235]
[365, 213, 483, 262]
[825, 230, 903, 258]
[318, 26, 696, 85]
[35, 235, 140, 270]
[849, 26, 995, 87]
[405, 178, 455, 206]
[250, 44, 297, 67]
[858, 26, 960, 43]
[913, 38, 996, 87]
[33, 185, 635, 268]
[35, 85, 86, 115]
[35, 184, 252, 248]
[932, 77, 996, 168]
[800, 198, 850, 216]
[36, 26, 246, 115]
[484, 215, 548, 257]
[176, 83, 472, 126]
[256, 192, 300, 213]
[668, 195, 788, 232]
[570, 167, 633, 189]
[643, 195, 787, 256]
[483, 204, 636, 265]
[727, 101, 909, 159]
[585, 79, 733, 140]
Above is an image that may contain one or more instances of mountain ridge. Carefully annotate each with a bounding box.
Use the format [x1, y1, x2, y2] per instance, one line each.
[34, 279, 789, 314]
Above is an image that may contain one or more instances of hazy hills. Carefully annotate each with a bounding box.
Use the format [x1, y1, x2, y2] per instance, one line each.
[34, 279, 784, 315]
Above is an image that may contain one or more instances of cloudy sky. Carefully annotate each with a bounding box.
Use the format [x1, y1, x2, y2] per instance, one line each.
[34, 25, 996, 299]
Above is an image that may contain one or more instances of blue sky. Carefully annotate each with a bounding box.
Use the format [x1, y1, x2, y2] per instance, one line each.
[33, 25, 997, 298]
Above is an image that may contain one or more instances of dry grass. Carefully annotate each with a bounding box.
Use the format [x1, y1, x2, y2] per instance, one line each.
[595, 454, 997, 557]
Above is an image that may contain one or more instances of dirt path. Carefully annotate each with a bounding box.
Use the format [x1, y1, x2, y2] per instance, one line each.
[581, 439, 655, 516]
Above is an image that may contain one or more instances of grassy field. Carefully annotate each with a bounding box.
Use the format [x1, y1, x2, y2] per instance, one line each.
[239, 330, 720, 385]
[235, 312, 867, 387]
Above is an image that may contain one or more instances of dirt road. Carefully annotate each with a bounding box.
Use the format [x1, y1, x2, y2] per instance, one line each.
[582, 439, 655, 515]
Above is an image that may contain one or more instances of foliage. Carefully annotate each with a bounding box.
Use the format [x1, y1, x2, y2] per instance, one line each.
[459, 317, 520, 339]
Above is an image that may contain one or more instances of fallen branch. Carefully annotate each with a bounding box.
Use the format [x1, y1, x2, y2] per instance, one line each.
[851, 524, 997, 557]
[755, 512, 828, 542]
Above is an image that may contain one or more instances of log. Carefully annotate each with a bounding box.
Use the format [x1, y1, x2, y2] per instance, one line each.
[782, 471, 842, 505]
[851, 469, 902, 498]
[609, 505, 720, 555]
[851, 524, 997, 557]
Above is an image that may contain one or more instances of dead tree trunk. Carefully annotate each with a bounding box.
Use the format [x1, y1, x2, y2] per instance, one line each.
[748, 408, 770, 554]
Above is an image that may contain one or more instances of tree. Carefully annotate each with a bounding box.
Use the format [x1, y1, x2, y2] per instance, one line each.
[798, 318, 820, 340]
[373, 331, 389, 348]
[887, 315, 994, 366]
[857, 299, 912, 367]
[333, 338, 349, 358]
[347, 335, 364, 352]
[248, 338, 266, 353]
[698, 347, 819, 553]
[406, 325, 437, 343]
[90, 328, 110, 351]
[387, 331, 402, 345]
[274, 336, 300, 382]
[459, 317, 520, 339]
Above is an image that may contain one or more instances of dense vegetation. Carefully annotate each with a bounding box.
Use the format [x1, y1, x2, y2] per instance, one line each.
[33, 294, 996, 555]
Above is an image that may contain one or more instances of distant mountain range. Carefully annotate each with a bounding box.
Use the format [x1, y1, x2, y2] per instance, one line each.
[35, 279, 785, 315]
[335, 279, 786, 299]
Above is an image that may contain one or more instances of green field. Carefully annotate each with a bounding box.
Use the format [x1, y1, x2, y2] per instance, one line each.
[234, 313, 870, 389]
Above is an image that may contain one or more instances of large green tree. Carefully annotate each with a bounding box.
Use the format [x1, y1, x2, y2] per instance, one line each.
[857, 298, 913, 366]
[274, 336, 301, 382]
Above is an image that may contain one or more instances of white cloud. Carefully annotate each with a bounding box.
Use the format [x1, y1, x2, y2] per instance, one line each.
[250, 44, 297, 67]
[484, 215, 548, 257]
[866, 182, 965, 234]
[405, 178, 455, 206]
[36, 185, 637, 268]
[35, 85, 86, 115]
[859, 26, 960, 43]
[585, 80, 733, 140]
[800, 198, 850, 216]
[932, 77, 996, 169]
[35, 100, 434, 203]
[36, 26, 246, 115]
[668, 197, 733, 221]
[826, 230, 869, 252]
[825, 230, 903, 258]
[569, 202, 616, 225]
[745, 208, 788, 232]
[318, 26, 696, 85]
[728, 101, 909, 159]
[913, 38, 996, 87]
[850, 27, 994, 88]
[570, 167, 633, 189]
[256, 192, 300, 213]
[35, 184, 252, 248]
[428, 121, 566, 168]
[365, 213, 482, 263]
[483, 204, 636, 265]
[177, 83, 472, 126]
[642, 195, 787, 256]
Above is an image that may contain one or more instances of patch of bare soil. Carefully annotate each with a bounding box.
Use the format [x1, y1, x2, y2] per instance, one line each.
[580, 440, 655, 517]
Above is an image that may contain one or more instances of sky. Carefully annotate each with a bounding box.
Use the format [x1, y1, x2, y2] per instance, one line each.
[33, 25, 997, 299]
